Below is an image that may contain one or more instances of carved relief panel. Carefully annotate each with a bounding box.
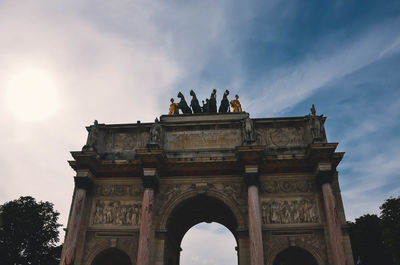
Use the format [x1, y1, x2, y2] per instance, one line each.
[261, 197, 319, 224]
[104, 131, 149, 152]
[91, 200, 142, 227]
[256, 127, 306, 148]
[164, 129, 241, 150]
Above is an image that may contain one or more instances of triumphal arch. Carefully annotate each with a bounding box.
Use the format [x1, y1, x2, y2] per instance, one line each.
[60, 91, 354, 265]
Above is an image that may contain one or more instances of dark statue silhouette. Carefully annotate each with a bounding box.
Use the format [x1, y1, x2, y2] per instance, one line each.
[190, 90, 202, 113]
[177, 92, 192, 114]
[209, 89, 217, 113]
[218, 89, 230, 113]
[172, 90, 238, 114]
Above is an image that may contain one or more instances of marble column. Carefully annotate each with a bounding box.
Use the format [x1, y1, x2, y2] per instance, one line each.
[244, 165, 264, 265]
[136, 168, 159, 265]
[60, 172, 93, 265]
[317, 165, 347, 265]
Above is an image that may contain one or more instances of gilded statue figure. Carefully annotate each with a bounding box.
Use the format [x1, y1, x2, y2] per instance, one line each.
[168, 98, 179, 115]
[230, 94, 242, 112]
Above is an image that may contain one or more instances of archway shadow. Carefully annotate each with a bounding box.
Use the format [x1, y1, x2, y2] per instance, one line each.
[273, 246, 318, 265]
[91, 248, 132, 265]
[164, 195, 239, 265]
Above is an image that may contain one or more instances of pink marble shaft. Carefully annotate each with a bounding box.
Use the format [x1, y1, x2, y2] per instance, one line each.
[136, 188, 155, 265]
[322, 183, 347, 265]
[60, 188, 86, 265]
[248, 186, 264, 265]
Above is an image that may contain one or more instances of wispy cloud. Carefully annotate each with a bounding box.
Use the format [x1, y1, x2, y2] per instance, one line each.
[247, 18, 400, 117]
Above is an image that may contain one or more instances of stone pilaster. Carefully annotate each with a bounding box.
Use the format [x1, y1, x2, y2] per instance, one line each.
[60, 170, 93, 265]
[136, 168, 159, 265]
[244, 165, 264, 265]
[316, 163, 347, 265]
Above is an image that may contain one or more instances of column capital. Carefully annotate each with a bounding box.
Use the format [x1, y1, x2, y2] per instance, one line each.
[244, 165, 259, 187]
[142, 168, 160, 191]
[315, 162, 334, 186]
[74, 170, 94, 191]
[316, 170, 334, 186]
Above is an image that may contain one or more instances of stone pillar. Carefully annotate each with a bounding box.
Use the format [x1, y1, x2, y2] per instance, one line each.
[244, 165, 264, 265]
[60, 171, 93, 265]
[136, 168, 159, 265]
[317, 164, 347, 265]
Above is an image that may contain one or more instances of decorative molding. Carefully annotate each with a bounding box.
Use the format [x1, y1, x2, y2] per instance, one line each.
[260, 180, 315, 194]
[96, 184, 143, 197]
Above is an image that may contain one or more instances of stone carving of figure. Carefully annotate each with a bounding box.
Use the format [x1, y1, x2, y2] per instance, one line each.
[148, 118, 163, 148]
[262, 202, 270, 224]
[94, 203, 103, 224]
[230, 94, 242, 112]
[177, 92, 192, 114]
[105, 205, 113, 224]
[218, 89, 230, 113]
[209, 89, 217, 113]
[308, 104, 326, 143]
[126, 208, 133, 224]
[82, 120, 99, 151]
[271, 202, 279, 223]
[132, 205, 139, 225]
[190, 90, 202, 113]
[168, 98, 179, 115]
[242, 117, 256, 144]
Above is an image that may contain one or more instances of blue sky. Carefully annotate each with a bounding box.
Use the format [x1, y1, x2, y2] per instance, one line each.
[1, 1, 399, 264]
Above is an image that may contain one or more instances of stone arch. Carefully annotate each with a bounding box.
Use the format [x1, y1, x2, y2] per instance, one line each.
[160, 190, 245, 265]
[271, 246, 320, 265]
[86, 246, 133, 265]
[157, 188, 246, 231]
[267, 242, 324, 265]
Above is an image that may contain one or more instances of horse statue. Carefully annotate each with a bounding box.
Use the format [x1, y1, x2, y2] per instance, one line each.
[209, 89, 217, 113]
[190, 90, 202, 113]
[177, 92, 192, 114]
[218, 89, 230, 113]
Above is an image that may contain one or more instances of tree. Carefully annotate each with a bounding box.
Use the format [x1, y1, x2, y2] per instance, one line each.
[380, 196, 400, 265]
[348, 214, 392, 265]
[0, 196, 62, 265]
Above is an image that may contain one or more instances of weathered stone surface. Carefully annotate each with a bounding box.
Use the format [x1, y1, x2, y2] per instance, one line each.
[164, 129, 241, 150]
[63, 111, 353, 265]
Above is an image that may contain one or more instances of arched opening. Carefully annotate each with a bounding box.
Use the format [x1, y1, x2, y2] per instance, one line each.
[164, 194, 239, 265]
[180, 222, 237, 265]
[273, 247, 318, 265]
[91, 248, 132, 265]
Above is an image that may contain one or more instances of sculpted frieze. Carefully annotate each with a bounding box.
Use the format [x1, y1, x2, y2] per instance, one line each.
[256, 127, 306, 147]
[164, 129, 241, 150]
[92, 200, 141, 226]
[96, 184, 143, 197]
[111, 131, 148, 151]
[262, 198, 319, 224]
[260, 180, 314, 194]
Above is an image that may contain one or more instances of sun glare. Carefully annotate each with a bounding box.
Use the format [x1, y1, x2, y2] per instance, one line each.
[5, 68, 60, 122]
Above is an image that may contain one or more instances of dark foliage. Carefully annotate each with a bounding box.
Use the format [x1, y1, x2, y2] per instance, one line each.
[349, 196, 400, 265]
[0, 196, 62, 265]
[348, 214, 392, 265]
[380, 196, 400, 265]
